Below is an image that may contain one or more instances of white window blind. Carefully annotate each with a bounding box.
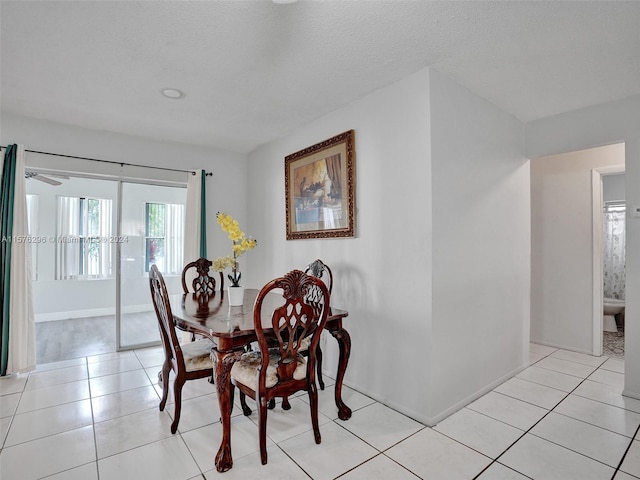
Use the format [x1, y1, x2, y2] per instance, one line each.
[145, 202, 185, 275]
[56, 196, 113, 279]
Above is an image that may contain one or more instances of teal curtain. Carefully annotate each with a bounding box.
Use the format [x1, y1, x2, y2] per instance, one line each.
[0, 145, 17, 375]
[199, 170, 207, 258]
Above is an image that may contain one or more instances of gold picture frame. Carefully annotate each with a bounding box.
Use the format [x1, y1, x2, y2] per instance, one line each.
[285, 130, 355, 240]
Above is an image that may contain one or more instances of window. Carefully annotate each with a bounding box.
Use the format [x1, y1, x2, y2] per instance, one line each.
[56, 196, 113, 279]
[144, 202, 184, 274]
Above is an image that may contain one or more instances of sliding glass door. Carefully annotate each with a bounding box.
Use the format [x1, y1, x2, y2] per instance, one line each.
[27, 172, 188, 360]
[26, 175, 119, 362]
[118, 182, 187, 349]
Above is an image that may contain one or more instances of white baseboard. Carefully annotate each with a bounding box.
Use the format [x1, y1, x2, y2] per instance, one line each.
[339, 362, 529, 427]
[35, 307, 115, 322]
[529, 338, 594, 356]
[35, 304, 152, 322]
[425, 362, 529, 427]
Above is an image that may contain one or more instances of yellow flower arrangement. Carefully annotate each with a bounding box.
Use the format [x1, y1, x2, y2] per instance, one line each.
[212, 212, 257, 287]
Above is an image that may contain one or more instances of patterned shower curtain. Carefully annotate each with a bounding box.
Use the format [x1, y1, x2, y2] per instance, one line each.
[603, 203, 626, 300]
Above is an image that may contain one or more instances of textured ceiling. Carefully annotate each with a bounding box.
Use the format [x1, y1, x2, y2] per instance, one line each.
[2, 1, 640, 153]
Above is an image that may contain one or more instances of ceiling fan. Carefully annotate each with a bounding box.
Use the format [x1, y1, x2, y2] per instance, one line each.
[25, 171, 69, 186]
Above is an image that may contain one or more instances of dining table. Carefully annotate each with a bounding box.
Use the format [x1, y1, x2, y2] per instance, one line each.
[170, 288, 351, 473]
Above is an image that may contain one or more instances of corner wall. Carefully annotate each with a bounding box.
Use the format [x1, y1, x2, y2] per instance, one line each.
[248, 67, 530, 424]
[428, 69, 529, 421]
[247, 68, 433, 423]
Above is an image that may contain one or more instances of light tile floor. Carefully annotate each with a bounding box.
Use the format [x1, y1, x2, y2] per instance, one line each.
[0, 343, 638, 479]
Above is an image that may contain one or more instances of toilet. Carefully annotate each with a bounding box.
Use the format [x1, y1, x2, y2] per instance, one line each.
[603, 298, 625, 332]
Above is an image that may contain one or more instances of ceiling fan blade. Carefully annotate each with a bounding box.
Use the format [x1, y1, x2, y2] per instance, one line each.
[32, 174, 62, 186]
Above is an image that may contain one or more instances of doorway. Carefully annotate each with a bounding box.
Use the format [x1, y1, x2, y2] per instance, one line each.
[26, 171, 186, 363]
[530, 143, 625, 358]
[593, 169, 626, 358]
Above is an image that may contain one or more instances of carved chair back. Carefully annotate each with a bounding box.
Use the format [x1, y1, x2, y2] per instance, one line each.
[304, 259, 333, 295]
[150, 265, 185, 371]
[181, 257, 223, 294]
[254, 270, 330, 393]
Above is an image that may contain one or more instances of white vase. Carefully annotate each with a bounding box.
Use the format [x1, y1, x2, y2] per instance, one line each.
[227, 285, 245, 306]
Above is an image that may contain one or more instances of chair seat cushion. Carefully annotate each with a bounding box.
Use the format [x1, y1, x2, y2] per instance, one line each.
[254, 337, 311, 352]
[181, 338, 214, 372]
[231, 351, 306, 388]
[298, 336, 311, 352]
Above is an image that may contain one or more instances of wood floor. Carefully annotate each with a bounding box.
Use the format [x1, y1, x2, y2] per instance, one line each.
[35, 311, 159, 365]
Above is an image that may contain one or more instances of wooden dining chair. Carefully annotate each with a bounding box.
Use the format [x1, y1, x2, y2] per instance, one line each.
[181, 257, 224, 294]
[303, 259, 333, 391]
[274, 258, 333, 411]
[182, 257, 224, 342]
[305, 259, 333, 295]
[149, 264, 215, 434]
[230, 270, 330, 465]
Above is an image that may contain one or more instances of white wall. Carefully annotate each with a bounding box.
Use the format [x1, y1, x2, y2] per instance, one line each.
[526, 94, 640, 399]
[248, 67, 530, 425]
[603, 173, 625, 203]
[1, 112, 249, 261]
[530, 144, 624, 353]
[428, 69, 529, 420]
[248, 68, 433, 422]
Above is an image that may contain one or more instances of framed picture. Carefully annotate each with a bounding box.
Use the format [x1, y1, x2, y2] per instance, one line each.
[285, 130, 355, 240]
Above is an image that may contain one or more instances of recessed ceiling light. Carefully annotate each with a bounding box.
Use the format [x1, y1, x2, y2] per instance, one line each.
[162, 88, 184, 99]
[273, 0, 298, 4]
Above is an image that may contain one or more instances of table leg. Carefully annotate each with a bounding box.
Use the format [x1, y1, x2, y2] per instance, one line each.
[330, 327, 352, 420]
[213, 349, 240, 472]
